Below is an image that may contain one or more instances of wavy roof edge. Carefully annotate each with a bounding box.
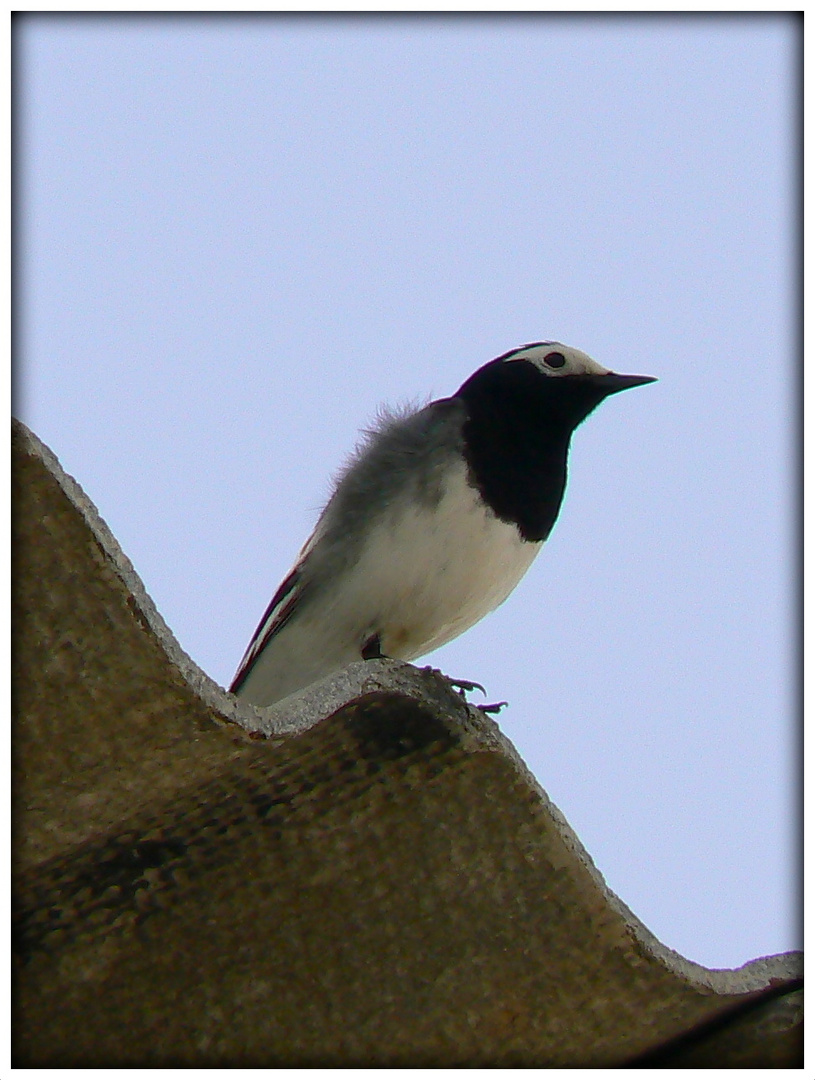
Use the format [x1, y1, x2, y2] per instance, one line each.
[12, 417, 802, 1067]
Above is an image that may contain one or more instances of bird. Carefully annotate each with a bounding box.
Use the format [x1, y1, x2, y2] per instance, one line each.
[230, 342, 655, 707]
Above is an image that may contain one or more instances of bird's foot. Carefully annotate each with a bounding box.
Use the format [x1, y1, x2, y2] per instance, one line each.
[447, 676, 487, 697]
[479, 700, 509, 714]
[447, 678, 508, 712]
[422, 668, 508, 714]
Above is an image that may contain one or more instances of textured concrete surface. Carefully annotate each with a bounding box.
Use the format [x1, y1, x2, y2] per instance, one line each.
[12, 418, 802, 1067]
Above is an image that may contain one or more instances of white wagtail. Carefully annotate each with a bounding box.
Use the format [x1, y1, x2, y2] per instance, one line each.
[231, 342, 655, 706]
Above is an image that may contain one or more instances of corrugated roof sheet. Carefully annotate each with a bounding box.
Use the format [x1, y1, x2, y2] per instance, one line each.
[12, 418, 802, 1067]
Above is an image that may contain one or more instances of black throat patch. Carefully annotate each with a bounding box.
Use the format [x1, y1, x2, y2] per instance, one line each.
[457, 359, 610, 542]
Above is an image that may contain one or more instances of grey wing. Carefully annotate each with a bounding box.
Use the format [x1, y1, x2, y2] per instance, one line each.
[229, 394, 466, 694]
[229, 526, 321, 694]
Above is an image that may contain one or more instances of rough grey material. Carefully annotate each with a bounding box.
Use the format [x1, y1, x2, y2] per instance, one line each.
[13, 418, 802, 1066]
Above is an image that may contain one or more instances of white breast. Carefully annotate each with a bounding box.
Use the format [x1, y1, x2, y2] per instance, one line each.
[235, 459, 544, 706]
[333, 458, 542, 659]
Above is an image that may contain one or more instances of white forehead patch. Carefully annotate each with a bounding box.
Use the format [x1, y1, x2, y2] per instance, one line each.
[504, 341, 612, 378]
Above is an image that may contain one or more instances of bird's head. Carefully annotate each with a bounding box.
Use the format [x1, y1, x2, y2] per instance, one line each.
[456, 341, 656, 442]
[495, 341, 656, 395]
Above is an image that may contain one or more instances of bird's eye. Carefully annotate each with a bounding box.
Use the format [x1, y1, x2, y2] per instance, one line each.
[543, 351, 567, 369]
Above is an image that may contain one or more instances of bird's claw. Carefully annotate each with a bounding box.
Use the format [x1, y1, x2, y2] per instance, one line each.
[447, 677, 487, 698]
[421, 667, 507, 712]
[479, 700, 509, 714]
[453, 684, 509, 713]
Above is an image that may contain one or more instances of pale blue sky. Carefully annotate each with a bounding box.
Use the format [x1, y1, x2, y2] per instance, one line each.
[17, 13, 799, 970]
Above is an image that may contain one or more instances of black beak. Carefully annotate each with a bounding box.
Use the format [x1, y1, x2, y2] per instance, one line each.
[593, 372, 658, 395]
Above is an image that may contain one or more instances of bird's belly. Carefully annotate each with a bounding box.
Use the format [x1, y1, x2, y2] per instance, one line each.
[338, 461, 542, 660]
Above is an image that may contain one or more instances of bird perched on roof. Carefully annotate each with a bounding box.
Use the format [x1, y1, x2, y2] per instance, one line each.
[231, 342, 655, 706]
